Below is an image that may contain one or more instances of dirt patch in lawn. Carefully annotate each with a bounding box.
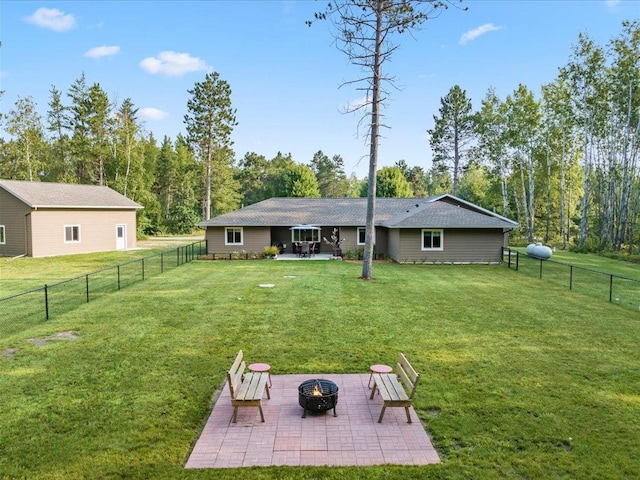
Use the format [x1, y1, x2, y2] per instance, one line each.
[3, 348, 16, 358]
[26, 331, 80, 346]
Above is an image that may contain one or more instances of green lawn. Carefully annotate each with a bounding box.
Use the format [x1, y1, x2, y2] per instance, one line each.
[510, 247, 640, 280]
[1, 259, 638, 479]
[0, 248, 167, 298]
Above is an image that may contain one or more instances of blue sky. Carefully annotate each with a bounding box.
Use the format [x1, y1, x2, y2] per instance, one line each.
[1, 1, 637, 178]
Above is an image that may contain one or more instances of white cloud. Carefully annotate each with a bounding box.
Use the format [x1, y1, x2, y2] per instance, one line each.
[84, 45, 120, 59]
[139, 51, 210, 77]
[345, 96, 370, 112]
[606, 0, 620, 6]
[24, 7, 76, 32]
[139, 108, 168, 121]
[459, 23, 503, 46]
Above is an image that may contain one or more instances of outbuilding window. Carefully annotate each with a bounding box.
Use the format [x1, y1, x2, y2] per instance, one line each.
[0, 225, 5, 244]
[64, 225, 81, 243]
[421, 229, 443, 251]
[225, 227, 243, 245]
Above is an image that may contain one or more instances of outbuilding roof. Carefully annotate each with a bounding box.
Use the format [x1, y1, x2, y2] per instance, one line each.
[0, 179, 143, 210]
[199, 195, 517, 229]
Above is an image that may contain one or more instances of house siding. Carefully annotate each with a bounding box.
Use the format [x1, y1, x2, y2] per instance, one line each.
[271, 226, 292, 253]
[388, 229, 400, 261]
[28, 209, 138, 257]
[326, 226, 389, 256]
[334, 226, 358, 254]
[0, 188, 31, 257]
[397, 228, 505, 263]
[205, 226, 270, 255]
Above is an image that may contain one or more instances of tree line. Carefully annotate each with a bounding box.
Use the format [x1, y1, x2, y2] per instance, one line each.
[0, 20, 637, 254]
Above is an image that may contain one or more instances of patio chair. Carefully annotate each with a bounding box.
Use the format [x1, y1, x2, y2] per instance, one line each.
[300, 243, 310, 257]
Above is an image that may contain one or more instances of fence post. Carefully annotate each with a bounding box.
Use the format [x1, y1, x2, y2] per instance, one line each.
[569, 266, 573, 290]
[117, 265, 121, 290]
[176, 248, 180, 267]
[142, 258, 145, 281]
[516, 251, 519, 271]
[539, 259, 543, 279]
[609, 274, 613, 303]
[44, 284, 49, 320]
[161, 252, 164, 273]
[86, 275, 89, 303]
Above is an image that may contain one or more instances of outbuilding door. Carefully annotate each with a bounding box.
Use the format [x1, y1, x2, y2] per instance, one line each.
[116, 224, 126, 250]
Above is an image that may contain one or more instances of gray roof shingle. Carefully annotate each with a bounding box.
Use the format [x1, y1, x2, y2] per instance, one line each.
[199, 196, 517, 229]
[0, 179, 143, 209]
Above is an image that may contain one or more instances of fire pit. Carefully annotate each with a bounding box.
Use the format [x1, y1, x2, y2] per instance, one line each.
[298, 379, 338, 418]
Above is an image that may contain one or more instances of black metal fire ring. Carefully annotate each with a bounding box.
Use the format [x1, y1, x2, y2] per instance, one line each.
[298, 379, 339, 418]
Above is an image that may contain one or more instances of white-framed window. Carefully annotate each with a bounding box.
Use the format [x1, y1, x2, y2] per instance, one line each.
[0, 225, 5, 244]
[291, 228, 320, 243]
[225, 227, 243, 245]
[357, 227, 376, 245]
[421, 229, 443, 251]
[64, 225, 81, 243]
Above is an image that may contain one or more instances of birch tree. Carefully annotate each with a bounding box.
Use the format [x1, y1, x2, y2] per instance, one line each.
[111, 98, 140, 197]
[3, 96, 45, 181]
[504, 84, 541, 242]
[566, 33, 608, 249]
[475, 87, 510, 217]
[607, 20, 639, 251]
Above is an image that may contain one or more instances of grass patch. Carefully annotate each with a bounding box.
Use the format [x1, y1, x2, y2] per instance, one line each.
[0, 248, 168, 298]
[508, 249, 640, 309]
[511, 248, 640, 280]
[0, 260, 639, 479]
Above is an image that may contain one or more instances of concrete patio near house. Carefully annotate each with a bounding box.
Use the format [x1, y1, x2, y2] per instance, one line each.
[186, 373, 440, 469]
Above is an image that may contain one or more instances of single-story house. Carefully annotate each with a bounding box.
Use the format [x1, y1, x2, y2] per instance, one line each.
[198, 195, 518, 263]
[0, 179, 143, 258]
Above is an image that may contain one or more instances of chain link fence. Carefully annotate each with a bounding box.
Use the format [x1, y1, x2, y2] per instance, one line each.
[0, 241, 206, 337]
[503, 248, 640, 311]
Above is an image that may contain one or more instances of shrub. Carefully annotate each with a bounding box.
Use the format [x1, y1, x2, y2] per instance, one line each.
[262, 245, 279, 257]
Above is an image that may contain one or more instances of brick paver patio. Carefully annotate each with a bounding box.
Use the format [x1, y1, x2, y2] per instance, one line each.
[186, 373, 440, 469]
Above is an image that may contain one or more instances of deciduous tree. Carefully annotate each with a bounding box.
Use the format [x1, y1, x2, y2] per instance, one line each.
[375, 165, 413, 197]
[3, 96, 45, 181]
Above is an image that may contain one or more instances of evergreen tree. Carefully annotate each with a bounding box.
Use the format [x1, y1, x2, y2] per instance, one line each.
[427, 84, 475, 196]
[310, 150, 350, 197]
[46, 86, 72, 182]
[236, 151, 270, 205]
[309, 0, 461, 279]
[184, 72, 237, 220]
[395, 160, 428, 197]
